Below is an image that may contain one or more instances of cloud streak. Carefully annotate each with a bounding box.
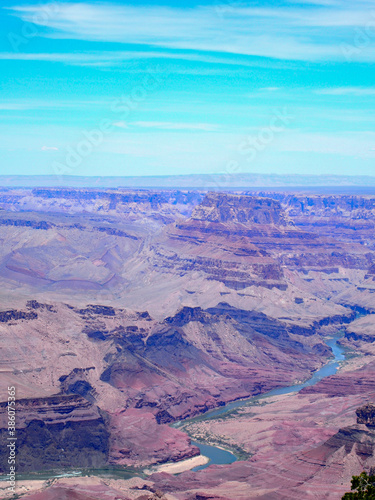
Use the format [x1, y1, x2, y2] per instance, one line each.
[6, 1, 375, 62]
[316, 87, 375, 96]
[0, 49, 274, 71]
[131, 121, 220, 131]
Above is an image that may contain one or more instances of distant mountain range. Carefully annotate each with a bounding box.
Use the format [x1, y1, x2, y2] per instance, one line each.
[1, 173, 375, 190]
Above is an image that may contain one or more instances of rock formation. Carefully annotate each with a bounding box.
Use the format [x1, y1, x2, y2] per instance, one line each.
[191, 192, 292, 226]
[356, 403, 375, 427]
[0, 395, 109, 473]
[0, 298, 333, 473]
[1, 188, 375, 498]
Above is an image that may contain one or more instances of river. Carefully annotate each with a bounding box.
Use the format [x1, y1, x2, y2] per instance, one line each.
[2, 335, 346, 481]
[181, 334, 346, 472]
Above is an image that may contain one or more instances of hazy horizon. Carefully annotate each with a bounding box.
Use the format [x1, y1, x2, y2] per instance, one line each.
[2, 172, 375, 191]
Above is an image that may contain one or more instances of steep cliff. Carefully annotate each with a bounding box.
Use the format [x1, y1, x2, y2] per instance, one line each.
[191, 193, 293, 226]
[0, 395, 109, 473]
[356, 403, 375, 427]
[281, 194, 375, 220]
[151, 193, 296, 293]
[0, 188, 203, 223]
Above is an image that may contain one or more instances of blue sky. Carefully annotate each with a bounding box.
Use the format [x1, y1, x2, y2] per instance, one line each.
[1, 0, 375, 177]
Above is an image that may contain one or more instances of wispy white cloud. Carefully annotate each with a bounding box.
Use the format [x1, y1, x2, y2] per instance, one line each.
[6, 1, 375, 62]
[260, 87, 282, 92]
[0, 98, 115, 110]
[0, 102, 32, 110]
[0, 51, 150, 65]
[0, 49, 267, 70]
[112, 121, 128, 129]
[131, 121, 220, 131]
[316, 87, 375, 96]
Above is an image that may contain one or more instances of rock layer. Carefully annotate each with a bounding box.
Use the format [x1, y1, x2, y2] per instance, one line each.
[356, 403, 375, 427]
[0, 395, 109, 472]
[191, 193, 292, 226]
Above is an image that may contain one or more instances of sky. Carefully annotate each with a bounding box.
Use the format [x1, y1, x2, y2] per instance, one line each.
[1, 0, 375, 178]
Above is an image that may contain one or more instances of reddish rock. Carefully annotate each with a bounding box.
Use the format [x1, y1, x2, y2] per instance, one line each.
[301, 361, 375, 397]
[21, 485, 131, 500]
[356, 403, 375, 426]
[108, 409, 199, 466]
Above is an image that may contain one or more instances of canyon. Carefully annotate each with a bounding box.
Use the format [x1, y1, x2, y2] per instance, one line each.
[0, 187, 375, 499]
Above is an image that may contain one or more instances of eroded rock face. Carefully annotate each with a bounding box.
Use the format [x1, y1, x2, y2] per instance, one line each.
[301, 362, 375, 397]
[0, 308, 37, 323]
[280, 194, 375, 219]
[0, 395, 109, 472]
[191, 193, 292, 226]
[109, 409, 200, 467]
[0, 217, 54, 230]
[148, 190, 375, 306]
[0, 188, 203, 223]
[357, 403, 375, 426]
[0, 188, 368, 324]
[152, 193, 295, 292]
[96, 302, 330, 424]
[303, 424, 375, 465]
[0, 299, 334, 471]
